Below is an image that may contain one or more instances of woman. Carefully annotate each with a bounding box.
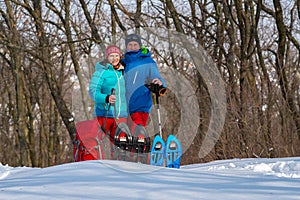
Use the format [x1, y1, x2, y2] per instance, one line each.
[89, 45, 127, 145]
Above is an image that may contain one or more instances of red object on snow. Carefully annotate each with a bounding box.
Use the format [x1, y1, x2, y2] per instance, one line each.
[73, 119, 104, 161]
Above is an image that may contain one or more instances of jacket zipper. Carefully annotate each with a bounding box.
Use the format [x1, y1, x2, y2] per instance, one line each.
[114, 70, 122, 119]
[133, 71, 138, 84]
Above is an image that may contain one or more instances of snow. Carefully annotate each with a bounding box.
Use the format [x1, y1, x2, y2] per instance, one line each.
[0, 157, 300, 200]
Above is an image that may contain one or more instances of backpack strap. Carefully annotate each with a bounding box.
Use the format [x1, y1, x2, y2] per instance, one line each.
[94, 133, 103, 160]
[74, 139, 80, 162]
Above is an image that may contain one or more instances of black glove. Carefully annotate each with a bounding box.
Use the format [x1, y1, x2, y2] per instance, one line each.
[145, 83, 167, 96]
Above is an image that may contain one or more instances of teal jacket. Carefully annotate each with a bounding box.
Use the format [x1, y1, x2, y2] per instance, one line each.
[89, 61, 127, 118]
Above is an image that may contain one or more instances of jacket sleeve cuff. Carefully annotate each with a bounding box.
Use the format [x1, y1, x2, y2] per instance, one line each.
[95, 92, 107, 104]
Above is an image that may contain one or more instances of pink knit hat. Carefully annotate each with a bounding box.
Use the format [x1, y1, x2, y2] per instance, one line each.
[105, 45, 121, 58]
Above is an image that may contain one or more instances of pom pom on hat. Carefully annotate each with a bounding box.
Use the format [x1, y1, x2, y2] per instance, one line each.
[105, 45, 121, 58]
[125, 33, 142, 47]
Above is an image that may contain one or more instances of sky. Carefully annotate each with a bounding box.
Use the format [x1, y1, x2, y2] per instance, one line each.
[0, 157, 300, 200]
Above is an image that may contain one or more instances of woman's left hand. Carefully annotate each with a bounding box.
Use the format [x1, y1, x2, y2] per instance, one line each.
[108, 95, 116, 104]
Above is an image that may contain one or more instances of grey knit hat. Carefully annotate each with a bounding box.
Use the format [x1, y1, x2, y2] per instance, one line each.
[125, 33, 142, 47]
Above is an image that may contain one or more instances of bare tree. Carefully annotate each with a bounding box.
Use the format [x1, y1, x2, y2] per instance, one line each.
[0, 0, 299, 167]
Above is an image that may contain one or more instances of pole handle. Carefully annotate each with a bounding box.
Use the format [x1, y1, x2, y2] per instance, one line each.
[111, 88, 115, 95]
[110, 88, 115, 106]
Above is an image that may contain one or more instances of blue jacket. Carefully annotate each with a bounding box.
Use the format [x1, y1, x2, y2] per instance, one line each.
[89, 62, 127, 118]
[122, 48, 166, 114]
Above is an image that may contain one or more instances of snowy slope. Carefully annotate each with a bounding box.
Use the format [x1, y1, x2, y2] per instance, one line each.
[0, 157, 300, 200]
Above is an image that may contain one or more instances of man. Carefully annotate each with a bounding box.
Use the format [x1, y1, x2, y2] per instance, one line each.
[122, 33, 166, 130]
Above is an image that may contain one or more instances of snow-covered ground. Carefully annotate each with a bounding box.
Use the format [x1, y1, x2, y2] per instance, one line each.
[0, 157, 300, 200]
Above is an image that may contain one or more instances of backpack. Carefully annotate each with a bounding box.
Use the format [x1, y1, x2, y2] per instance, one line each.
[73, 119, 105, 162]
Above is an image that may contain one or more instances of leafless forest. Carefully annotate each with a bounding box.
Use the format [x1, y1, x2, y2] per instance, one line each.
[0, 0, 299, 167]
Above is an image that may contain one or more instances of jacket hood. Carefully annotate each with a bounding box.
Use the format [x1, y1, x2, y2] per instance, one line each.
[95, 61, 114, 71]
[122, 48, 151, 64]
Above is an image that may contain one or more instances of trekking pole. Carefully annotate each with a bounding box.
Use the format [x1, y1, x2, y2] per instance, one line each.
[155, 91, 163, 138]
[98, 88, 116, 159]
[110, 88, 117, 119]
[102, 88, 116, 142]
[154, 87, 166, 167]
[145, 83, 167, 138]
[107, 88, 115, 113]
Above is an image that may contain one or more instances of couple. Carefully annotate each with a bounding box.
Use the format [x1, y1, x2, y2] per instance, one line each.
[89, 33, 166, 147]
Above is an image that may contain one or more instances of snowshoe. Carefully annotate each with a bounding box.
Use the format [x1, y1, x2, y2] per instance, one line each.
[150, 135, 165, 166]
[113, 122, 132, 161]
[132, 125, 151, 164]
[165, 135, 182, 168]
